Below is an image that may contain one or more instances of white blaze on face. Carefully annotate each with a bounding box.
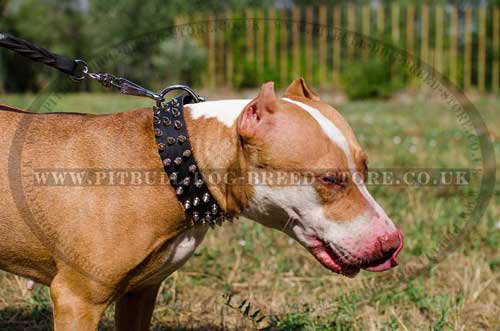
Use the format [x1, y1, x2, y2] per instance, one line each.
[188, 99, 251, 128]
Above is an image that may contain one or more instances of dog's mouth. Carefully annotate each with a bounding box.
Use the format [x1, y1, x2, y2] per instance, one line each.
[307, 235, 402, 278]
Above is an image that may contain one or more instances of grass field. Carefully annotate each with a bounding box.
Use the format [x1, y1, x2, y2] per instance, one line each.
[0, 91, 498, 330]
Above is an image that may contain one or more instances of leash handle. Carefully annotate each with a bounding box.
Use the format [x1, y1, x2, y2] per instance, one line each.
[0, 32, 81, 78]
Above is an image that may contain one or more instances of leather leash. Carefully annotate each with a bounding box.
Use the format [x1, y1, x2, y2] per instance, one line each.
[0, 33, 228, 228]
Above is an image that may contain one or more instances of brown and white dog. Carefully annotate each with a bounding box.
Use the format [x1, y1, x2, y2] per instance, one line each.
[0, 78, 402, 330]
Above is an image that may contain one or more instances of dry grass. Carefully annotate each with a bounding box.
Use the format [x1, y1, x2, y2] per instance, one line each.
[0, 91, 498, 330]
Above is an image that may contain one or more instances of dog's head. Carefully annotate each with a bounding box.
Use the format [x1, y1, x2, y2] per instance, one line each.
[238, 78, 403, 277]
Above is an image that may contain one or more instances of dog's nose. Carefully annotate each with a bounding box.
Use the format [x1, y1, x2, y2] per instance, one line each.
[377, 230, 403, 260]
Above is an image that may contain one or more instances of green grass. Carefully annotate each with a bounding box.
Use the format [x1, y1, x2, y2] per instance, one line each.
[0, 92, 498, 330]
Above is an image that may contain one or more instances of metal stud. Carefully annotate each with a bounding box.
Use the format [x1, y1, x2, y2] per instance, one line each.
[167, 137, 176, 145]
[211, 204, 218, 215]
[169, 172, 178, 182]
[182, 177, 191, 186]
[176, 186, 184, 195]
[182, 150, 192, 158]
[195, 179, 203, 188]
[188, 164, 197, 173]
[193, 197, 201, 207]
[157, 143, 166, 151]
[171, 108, 180, 117]
[202, 193, 210, 203]
[162, 158, 171, 166]
[184, 200, 191, 210]
[177, 135, 187, 144]
[153, 116, 160, 124]
[192, 211, 200, 222]
[205, 212, 212, 223]
[154, 128, 163, 137]
[153, 105, 161, 114]
[162, 117, 171, 126]
[174, 157, 182, 166]
[174, 120, 182, 129]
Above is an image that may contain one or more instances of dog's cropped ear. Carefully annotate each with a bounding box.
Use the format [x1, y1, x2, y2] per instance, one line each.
[284, 77, 320, 101]
[238, 81, 278, 139]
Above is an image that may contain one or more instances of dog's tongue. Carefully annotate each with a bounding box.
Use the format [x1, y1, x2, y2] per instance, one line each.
[363, 256, 399, 272]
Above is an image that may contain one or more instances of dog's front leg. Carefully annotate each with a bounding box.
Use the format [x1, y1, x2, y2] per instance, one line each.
[50, 274, 109, 331]
[114, 284, 161, 331]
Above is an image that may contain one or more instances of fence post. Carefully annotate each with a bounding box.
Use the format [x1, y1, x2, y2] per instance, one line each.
[333, 5, 341, 83]
[435, 5, 444, 75]
[225, 11, 233, 87]
[464, 7, 472, 90]
[246, 8, 255, 80]
[208, 15, 216, 88]
[392, 3, 400, 44]
[406, 4, 415, 57]
[362, 4, 370, 61]
[216, 15, 225, 86]
[268, 8, 277, 69]
[280, 9, 288, 87]
[478, 6, 486, 92]
[347, 3, 355, 61]
[493, 7, 500, 93]
[319, 6, 327, 84]
[256, 8, 265, 82]
[292, 7, 301, 79]
[305, 6, 314, 83]
[421, 4, 429, 66]
[450, 6, 458, 86]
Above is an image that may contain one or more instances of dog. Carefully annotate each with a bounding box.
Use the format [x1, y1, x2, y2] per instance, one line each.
[0, 78, 402, 330]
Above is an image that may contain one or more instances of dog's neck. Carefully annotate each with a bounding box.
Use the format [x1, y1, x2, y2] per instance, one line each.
[183, 100, 253, 217]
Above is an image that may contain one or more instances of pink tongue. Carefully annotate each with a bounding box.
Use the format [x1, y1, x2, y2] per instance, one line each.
[364, 256, 398, 272]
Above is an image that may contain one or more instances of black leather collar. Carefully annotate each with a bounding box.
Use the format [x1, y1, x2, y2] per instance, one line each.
[153, 94, 228, 227]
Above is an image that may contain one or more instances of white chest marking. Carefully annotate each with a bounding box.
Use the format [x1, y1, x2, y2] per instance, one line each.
[187, 99, 251, 127]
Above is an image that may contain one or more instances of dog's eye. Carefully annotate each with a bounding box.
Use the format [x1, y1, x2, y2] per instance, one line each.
[318, 175, 347, 188]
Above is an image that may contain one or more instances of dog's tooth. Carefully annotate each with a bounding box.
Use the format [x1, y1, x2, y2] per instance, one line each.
[176, 186, 184, 195]
[174, 157, 182, 166]
[202, 193, 210, 203]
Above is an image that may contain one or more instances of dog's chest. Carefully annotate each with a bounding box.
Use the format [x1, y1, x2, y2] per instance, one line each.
[142, 226, 208, 285]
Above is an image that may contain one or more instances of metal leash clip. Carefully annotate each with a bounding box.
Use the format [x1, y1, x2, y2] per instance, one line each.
[73, 59, 164, 102]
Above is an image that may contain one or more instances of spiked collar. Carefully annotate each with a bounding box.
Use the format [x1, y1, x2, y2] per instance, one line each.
[153, 92, 229, 227]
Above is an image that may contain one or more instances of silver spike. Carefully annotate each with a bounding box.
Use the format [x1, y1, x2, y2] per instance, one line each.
[211, 204, 218, 215]
[205, 212, 212, 223]
[193, 197, 201, 207]
[163, 158, 171, 167]
[182, 177, 191, 186]
[202, 193, 210, 203]
[169, 172, 178, 182]
[192, 211, 200, 222]
[188, 164, 197, 173]
[184, 200, 191, 210]
[174, 157, 182, 166]
[176, 186, 184, 195]
[195, 179, 203, 188]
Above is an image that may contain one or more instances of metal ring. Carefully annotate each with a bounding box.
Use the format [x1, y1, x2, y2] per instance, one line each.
[156, 85, 204, 107]
[70, 59, 89, 82]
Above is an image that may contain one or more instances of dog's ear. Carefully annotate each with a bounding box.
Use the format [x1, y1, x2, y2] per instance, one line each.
[238, 81, 278, 139]
[284, 77, 320, 101]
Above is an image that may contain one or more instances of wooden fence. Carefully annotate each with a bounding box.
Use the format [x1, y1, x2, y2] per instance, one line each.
[176, 3, 500, 93]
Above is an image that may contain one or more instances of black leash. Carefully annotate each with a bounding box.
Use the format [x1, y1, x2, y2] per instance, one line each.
[0, 33, 227, 227]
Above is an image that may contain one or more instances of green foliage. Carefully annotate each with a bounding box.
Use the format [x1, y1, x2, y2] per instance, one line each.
[340, 56, 409, 100]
